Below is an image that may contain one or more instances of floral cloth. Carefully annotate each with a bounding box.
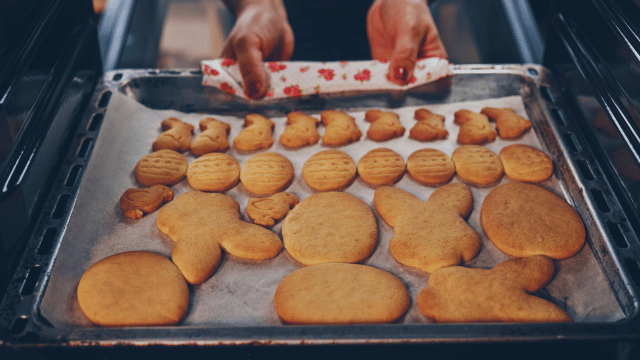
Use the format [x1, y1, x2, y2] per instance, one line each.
[201, 58, 452, 100]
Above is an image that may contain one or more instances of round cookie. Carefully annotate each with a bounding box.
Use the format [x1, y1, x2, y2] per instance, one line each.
[451, 145, 504, 186]
[499, 144, 553, 183]
[357, 148, 405, 186]
[406, 148, 455, 185]
[187, 152, 240, 192]
[274, 263, 410, 324]
[135, 149, 188, 186]
[77, 251, 189, 327]
[302, 150, 356, 191]
[240, 152, 295, 195]
[282, 191, 378, 265]
[481, 182, 585, 259]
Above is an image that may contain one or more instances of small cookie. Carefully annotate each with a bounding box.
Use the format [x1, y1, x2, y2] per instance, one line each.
[152, 117, 194, 152]
[187, 152, 240, 192]
[247, 192, 300, 227]
[451, 145, 504, 186]
[240, 152, 295, 195]
[282, 191, 378, 265]
[406, 148, 455, 185]
[233, 113, 275, 151]
[279, 112, 320, 148]
[410, 108, 448, 141]
[191, 117, 231, 156]
[135, 149, 188, 186]
[119, 185, 175, 219]
[274, 263, 410, 324]
[320, 110, 362, 145]
[77, 251, 189, 327]
[416, 255, 573, 323]
[499, 144, 553, 183]
[481, 182, 585, 259]
[481, 107, 532, 139]
[454, 109, 497, 144]
[357, 148, 405, 186]
[157, 191, 283, 284]
[302, 150, 356, 191]
[364, 109, 406, 141]
[374, 184, 481, 273]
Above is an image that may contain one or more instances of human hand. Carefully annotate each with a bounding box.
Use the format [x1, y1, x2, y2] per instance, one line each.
[367, 0, 447, 85]
[221, 0, 294, 99]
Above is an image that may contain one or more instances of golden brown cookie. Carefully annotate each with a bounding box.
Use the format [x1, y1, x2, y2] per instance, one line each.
[410, 108, 448, 141]
[406, 148, 455, 185]
[134, 149, 189, 186]
[357, 148, 405, 186]
[157, 191, 283, 284]
[279, 112, 321, 148]
[364, 109, 406, 141]
[233, 113, 275, 151]
[240, 152, 295, 195]
[451, 145, 504, 186]
[499, 144, 553, 183]
[302, 150, 357, 191]
[481, 107, 532, 139]
[247, 192, 300, 227]
[119, 185, 175, 219]
[320, 110, 362, 145]
[187, 152, 240, 192]
[152, 117, 194, 152]
[417, 255, 573, 323]
[481, 182, 585, 259]
[191, 117, 231, 156]
[374, 184, 480, 273]
[274, 263, 410, 324]
[77, 251, 189, 327]
[454, 109, 497, 144]
[282, 192, 378, 265]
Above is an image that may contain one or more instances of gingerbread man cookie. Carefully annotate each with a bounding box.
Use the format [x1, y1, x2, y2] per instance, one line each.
[364, 109, 406, 141]
[279, 112, 321, 148]
[320, 110, 362, 146]
[454, 109, 497, 145]
[119, 185, 175, 219]
[152, 117, 194, 152]
[233, 113, 275, 151]
[246, 192, 300, 227]
[481, 107, 532, 139]
[191, 117, 231, 156]
[410, 108, 448, 141]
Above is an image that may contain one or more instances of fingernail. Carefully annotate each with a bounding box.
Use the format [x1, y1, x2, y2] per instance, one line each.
[394, 66, 409, 84]
[245, 82, 261, 98]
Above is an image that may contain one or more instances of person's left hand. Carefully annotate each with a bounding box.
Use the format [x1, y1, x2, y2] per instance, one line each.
[367, 0, 448, 85]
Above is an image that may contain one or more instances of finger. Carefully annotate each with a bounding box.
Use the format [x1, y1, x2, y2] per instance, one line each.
[388, 35, 420, 85]
[233, 37, 270, 99]
[420, 24, 448, 60]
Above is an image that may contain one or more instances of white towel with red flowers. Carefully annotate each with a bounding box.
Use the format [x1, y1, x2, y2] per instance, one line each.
[200, 58, 452, 99]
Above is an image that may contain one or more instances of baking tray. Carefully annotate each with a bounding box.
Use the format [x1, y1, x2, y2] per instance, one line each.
[2, 64, 640, 347]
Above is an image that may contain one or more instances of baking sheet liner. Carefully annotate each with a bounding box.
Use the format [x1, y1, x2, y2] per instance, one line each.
[40, 91, 625, 328]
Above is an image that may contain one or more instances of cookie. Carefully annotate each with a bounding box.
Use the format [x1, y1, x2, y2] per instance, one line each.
[233, 113, 275, 151]
[410, 108, 448, 141]
[406, 148, 455, 185]
[364, 109, 406, 141]
[134, 149, 189, 186]
[451, 145, 504, 186]
[157, 191, 283, 284]
[302, 150, 357, 191]
[274, 263, 410, 324]
[191, 117, 231, 156]
[119, 185, 175, 219]
[499, 144, 553, 183]
[77, 251, 189, 327]
[247, 192, 300, 227]
[454, 109, 497, 144]
[481, 182, 585, 259]
[282, 191, 378, 265]
[356, 148, 405, 186]
[320, 110, 362, 145]
[152, 117, 194, 152]
[481, 107, 532, 139]
[417, 255, 573, 323]
[240, 152, 295, 195]
[187, 152, 240, 192]
[374, 184, 481, 273]
[279, 112, 320, 148]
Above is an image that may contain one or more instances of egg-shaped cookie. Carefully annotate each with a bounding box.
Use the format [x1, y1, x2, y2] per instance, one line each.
[240, 152, 295, 195]
[499, 144, 553, 183]
[187, 152, 240, 192]
[135, 149, 189, 186]
[451, 145, 504, 186]
[357, 148, 405, 186]
[406, 148, 455, 185]
[302, 150, 357, 191]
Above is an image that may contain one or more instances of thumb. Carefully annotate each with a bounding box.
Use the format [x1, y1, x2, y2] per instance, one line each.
[232, 43, 270, 99]
[388, 34, 420, 85]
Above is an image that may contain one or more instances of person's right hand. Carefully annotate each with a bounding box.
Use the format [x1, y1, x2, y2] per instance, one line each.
[221, 0, 294, 99]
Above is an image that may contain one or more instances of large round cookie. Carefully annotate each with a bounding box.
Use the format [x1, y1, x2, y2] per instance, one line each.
[282, 192, 378, 265]
[481, 183, 585, 259]
[77, 251, 189, 327]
